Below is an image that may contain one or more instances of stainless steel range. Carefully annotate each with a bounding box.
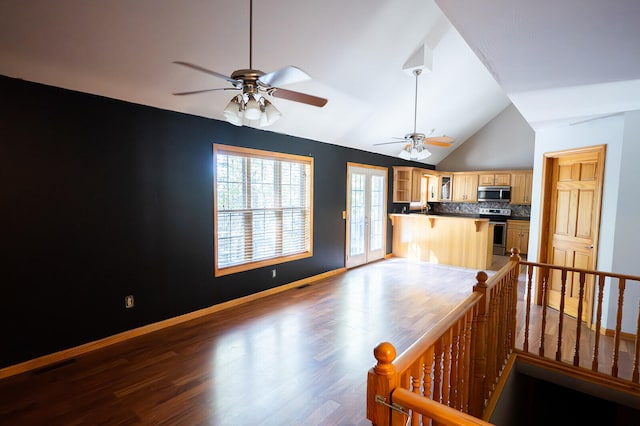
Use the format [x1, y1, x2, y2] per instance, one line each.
[479, 207, 511, 256]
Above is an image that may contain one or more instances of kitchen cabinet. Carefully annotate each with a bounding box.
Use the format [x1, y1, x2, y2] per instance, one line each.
[479, 173, 511, 186]
[452, 172, 478, 202]
[425, 172, 452, 202]
[507, 220, 530, 255]
[426, 172, 439, 202]
[411, 168, 424, 202]
[511, 170, 533, 204]
[393, 166, 429, 203]
[392, 166, 412, 203]
[439, 174, 453, 202]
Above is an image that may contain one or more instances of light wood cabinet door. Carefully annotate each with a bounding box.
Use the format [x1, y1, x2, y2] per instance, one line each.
[426, 174, 440, 202]
[479, 174, 495, 186]
[479, 173, 511, 186]
[495, 173, 511, 185]
[506, 220, 530, 255]
[452, 173, 478, 202]
[439, 174, 453, 202]
[511, 171, 533, 204]
[411, 168, 425, 202]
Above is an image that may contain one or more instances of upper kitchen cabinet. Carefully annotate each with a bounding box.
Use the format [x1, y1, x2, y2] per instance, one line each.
[411, 168, 424, 203]
[452, 172, 478, 202]
[393, 166, 412, 203]
[393, 166, 429, 203]
[511, 170, 533, 204]
[479, 173, 511, 186]
[425, 171, 452, 202]
[438, 174, 453, 202]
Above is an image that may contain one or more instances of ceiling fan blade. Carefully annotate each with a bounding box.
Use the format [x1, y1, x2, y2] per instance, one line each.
[259, 66, 311, 87]
[270, 87, 328, 107]
[173, 61, 240, 85]
[173, 88, 238, 96]
[424, 136, 454, 147]
[373, 140, 409, 146]
[426, 135, 454, 143]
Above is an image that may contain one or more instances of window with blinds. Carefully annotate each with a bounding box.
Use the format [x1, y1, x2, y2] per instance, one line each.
[213, 144, 313, 277]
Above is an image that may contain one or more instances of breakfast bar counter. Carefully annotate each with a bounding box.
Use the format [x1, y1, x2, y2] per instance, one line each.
[389, 213, 494, 270]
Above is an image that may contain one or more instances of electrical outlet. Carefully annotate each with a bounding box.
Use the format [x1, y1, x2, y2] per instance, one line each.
[271, 269, 276, 278]
[125, 295, 134, 308]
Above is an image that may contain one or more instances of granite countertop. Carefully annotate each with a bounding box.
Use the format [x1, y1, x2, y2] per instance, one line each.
[405, 212, 531, 221]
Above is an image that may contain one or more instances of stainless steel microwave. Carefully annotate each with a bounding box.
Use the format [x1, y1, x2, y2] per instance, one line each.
[477, 186, 511, 203]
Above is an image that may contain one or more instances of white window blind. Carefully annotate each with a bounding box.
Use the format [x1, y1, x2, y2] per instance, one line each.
[214, 144, 313, 276]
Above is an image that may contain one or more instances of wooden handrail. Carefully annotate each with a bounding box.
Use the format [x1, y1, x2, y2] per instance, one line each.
[367, 251, 521, 425]
[393, 292, 483, 373]
[368, 249, 640, 425]
[518, 257, 640, 383]
[392, 388, 493, 426]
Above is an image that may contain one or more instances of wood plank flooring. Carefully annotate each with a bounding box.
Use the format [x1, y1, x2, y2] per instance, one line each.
[0, 258, 497, 426]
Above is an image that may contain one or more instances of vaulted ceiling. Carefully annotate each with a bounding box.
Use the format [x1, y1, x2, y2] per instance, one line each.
[1, 0, 638, 165]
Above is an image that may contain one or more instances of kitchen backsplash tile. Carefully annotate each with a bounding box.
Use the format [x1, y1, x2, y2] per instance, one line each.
[431, 202, 531, 218]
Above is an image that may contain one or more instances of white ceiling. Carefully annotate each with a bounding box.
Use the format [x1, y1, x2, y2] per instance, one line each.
[435, 0, 640, 129]
[0, 0, 509, 165]
[1, 1, 638, 165]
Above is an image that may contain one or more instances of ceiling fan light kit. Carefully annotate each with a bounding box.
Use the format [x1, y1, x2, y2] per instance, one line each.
[173, 0, 326, 128]
[373, 68, 453, 161]
[223, 94, 283, 127]
[400, 143, 432, 160]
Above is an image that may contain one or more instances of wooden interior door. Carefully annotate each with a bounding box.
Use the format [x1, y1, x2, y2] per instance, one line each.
[545, 148, 604, 321]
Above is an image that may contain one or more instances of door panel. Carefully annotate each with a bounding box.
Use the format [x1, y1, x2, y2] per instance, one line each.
[576, 190, 594, 238]
[346, 164, 387, 268]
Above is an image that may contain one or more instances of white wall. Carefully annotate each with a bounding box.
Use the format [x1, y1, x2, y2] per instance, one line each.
[437, 104, 535, 171]
[529, 113, 640, 333]
[611, 111, 640, 332]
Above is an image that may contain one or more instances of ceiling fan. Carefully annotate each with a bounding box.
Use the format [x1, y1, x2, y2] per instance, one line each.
[172, 0, 327, 127]
[374, 68, 453, 160]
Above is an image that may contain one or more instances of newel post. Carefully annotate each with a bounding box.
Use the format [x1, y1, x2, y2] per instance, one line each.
[470, 271, 489, 418]
[367, 342, 398, 426]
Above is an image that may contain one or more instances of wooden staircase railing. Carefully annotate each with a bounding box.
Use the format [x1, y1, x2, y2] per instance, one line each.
[518, 258, 640, 382]
[367, 249, 640, 425]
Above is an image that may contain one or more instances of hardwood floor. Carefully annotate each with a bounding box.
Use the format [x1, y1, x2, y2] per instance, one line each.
[0, 258, 497, 426]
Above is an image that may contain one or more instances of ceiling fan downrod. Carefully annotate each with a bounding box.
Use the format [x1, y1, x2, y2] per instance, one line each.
[249, 0, 253, 70]
[413, 69, 421, 136]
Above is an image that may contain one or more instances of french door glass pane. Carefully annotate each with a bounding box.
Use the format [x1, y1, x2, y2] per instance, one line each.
[369, 175, 385, 251]
[350, 173, 366, 256]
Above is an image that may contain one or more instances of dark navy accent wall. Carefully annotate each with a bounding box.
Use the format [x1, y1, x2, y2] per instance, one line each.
[0, 75, 433, 368]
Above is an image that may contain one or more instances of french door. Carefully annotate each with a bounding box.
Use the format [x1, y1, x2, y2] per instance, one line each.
[346, 163, 388, 268]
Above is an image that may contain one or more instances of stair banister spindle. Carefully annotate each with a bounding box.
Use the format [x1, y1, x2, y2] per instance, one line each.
[612, 278, 627, 377]
[539, 267, 550, 357]
[556, 269, 567, 361]
[573, 271, 587, 367]
[632, 300, 640, 383]
[523, 264, 534, 352]
[592, 274, 606, 372]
